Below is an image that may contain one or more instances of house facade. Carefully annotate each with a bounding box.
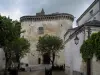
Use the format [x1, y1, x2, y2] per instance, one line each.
[64, 0, 100, 75]
[20, 9, 74, 66]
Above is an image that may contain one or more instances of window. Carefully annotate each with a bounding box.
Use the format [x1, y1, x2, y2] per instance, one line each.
[38, 27, 44, 34]
[38, 58, 41, 64]
[90, 10, 93, 16]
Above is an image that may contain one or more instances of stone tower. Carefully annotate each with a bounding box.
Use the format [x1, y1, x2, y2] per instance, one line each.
[20, 9, 74, 66]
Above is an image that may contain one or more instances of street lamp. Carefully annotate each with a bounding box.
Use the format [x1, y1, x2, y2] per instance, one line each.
[74, 35, 79, 45]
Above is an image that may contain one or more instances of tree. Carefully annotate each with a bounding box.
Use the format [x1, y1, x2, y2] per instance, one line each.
[80, 39, 94, 62]
[36, 34, 64, 67]
[10, 38, 30, 69]
[80, 32, 100, 62]
[0, 15, 30, 75]
[80, 32, 100, 75]
[0, 16, 18, 75]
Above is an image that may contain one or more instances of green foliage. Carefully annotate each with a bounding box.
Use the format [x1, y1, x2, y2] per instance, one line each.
[80, 39, 94, 62]
[37, 34, 64, 54]
[0, 16, 13, 46]
[93, 32, 100, 60]
[80, 31, 100, 62]
[0, 16, 21, 47]
[36, 34, 64, 66]
[0, 15, 30, 70]
[11, 38, 30, 60]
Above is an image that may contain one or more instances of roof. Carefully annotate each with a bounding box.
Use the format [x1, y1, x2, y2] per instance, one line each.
[20, 12, 74, 22]
[64, 26, 80, 38]
[71, 20, 100, 37]
[64, 20, 100, 43]
[77, 0, 99, 22]
[21, 13, 74, 18]
[83, 20, 100, 26]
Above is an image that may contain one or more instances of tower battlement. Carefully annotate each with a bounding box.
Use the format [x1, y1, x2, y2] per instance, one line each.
[20, 11, 74, 22]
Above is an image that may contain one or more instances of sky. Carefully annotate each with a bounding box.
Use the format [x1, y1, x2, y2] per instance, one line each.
[0, 0, 94, 27]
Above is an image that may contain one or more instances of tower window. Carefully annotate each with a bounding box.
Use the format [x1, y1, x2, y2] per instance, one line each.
[38, 27, 44, 34]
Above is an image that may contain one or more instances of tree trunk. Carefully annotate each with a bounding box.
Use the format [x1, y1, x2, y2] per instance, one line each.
[52, 53, 55, 68]
[87, 58, 91, 75]
[16, 55, 20, 75]
[4, 53, 8, 75]
[17, 59, 20, 70]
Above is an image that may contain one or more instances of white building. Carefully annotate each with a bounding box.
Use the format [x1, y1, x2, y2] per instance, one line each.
[20, 9, 74, 66]
[0, 48, 5, 71]
[77, 0, 100, 26]
[64, 0, 100, 75]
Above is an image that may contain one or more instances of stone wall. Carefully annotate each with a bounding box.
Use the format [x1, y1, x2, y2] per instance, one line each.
[21, 18, 73, 66]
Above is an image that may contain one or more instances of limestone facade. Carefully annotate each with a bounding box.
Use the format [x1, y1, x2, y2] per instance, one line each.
[20, 10, 74, 66]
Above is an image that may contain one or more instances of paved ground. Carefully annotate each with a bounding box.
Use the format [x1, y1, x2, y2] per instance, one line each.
[52, 71, 67, 75]
[19, 71, 67, 75]
[19, 65, 67, 75]
[19, 71, 44, 75]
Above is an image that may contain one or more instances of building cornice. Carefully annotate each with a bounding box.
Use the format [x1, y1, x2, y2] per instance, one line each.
[20, 13, 74, 22]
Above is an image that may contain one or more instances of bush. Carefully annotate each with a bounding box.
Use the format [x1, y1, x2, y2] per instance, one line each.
[52, 64, 65, 71]
[9, 68, 18, 75]
[19, 68, 25, 71]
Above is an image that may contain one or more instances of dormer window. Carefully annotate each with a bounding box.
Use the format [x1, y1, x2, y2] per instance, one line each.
[38, 27, 44, 34]
[90, 10, 93, 16]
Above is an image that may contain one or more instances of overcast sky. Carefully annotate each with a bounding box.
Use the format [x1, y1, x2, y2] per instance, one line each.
[0, 0, 94, 26]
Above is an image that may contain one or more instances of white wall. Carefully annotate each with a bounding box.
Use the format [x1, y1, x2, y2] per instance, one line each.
[64, 31, 85, 75]
[21, 19, 73, 65]
[65, 26, 100, 75]
[65, 39, 72, 75]
[71, 32, 84, 72]
[89, 12, 100, 21]
[0, 48, 5, 71]
[78, 1, 100, 26]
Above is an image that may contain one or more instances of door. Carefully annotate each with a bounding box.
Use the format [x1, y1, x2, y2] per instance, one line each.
[43, 53, 50, 64]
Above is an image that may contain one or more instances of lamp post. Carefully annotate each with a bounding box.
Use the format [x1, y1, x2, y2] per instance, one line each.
[87, 27, 91, 75]
[74, 35, 79, 45]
